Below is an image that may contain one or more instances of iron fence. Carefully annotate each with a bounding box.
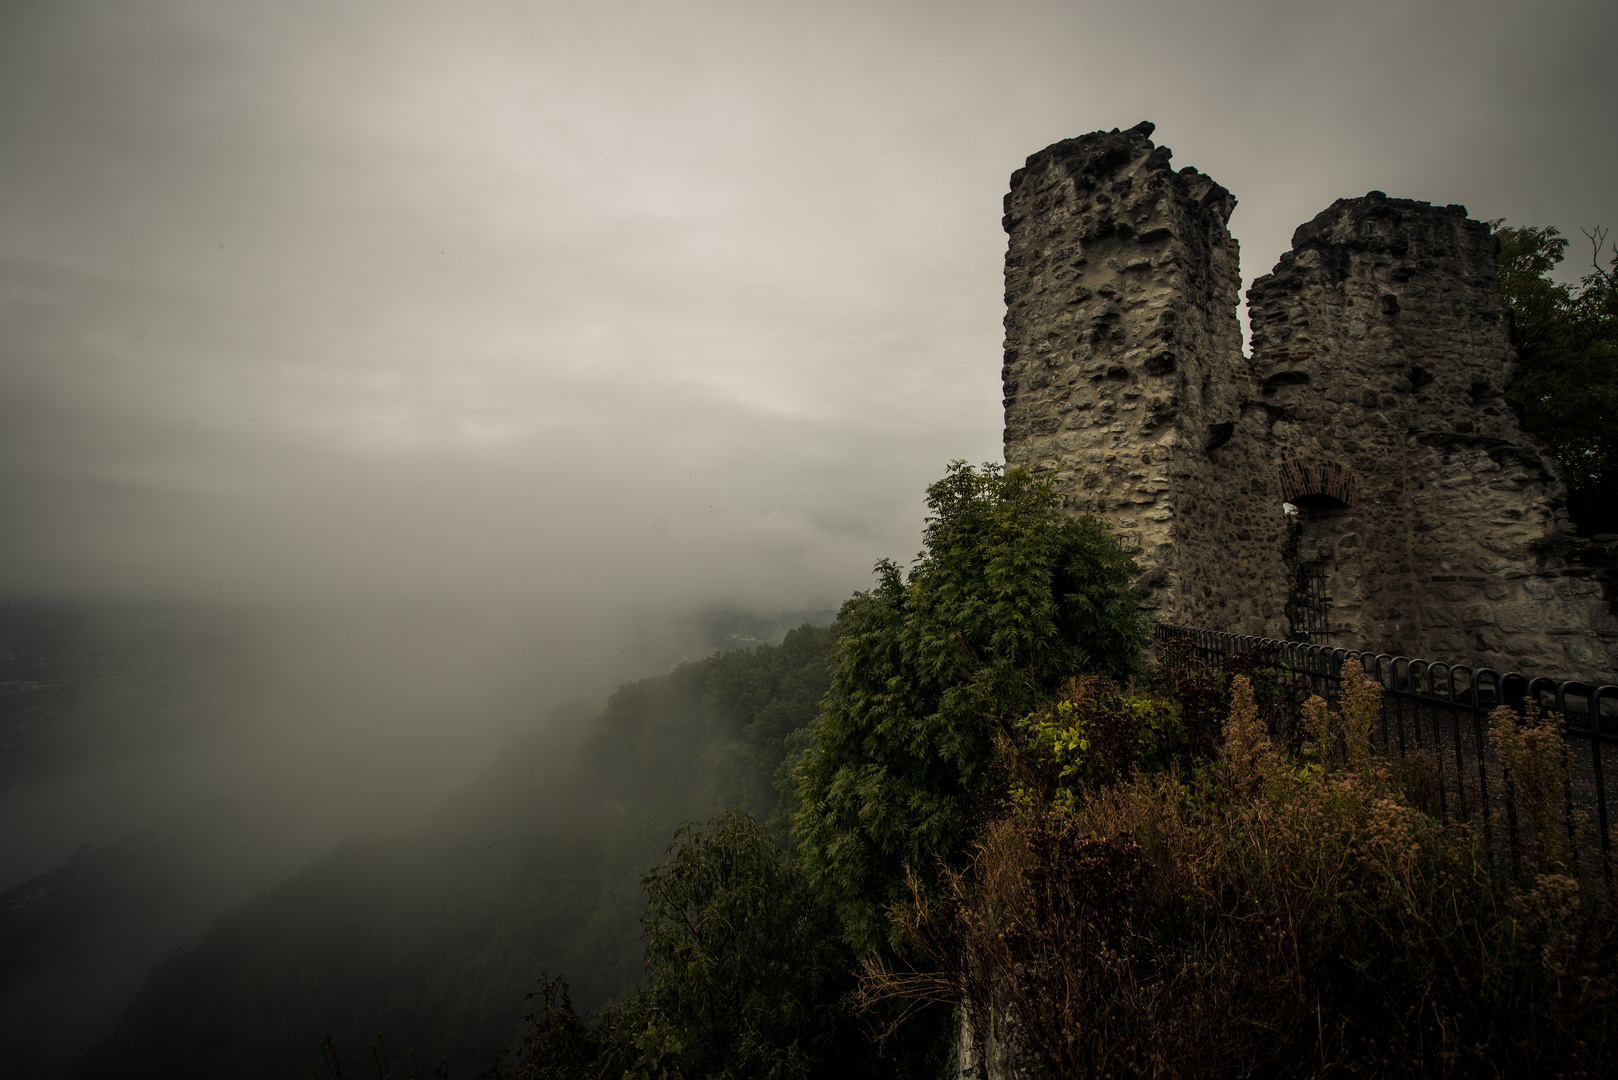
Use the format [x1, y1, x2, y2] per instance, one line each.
[1153, 622, 1618, 884]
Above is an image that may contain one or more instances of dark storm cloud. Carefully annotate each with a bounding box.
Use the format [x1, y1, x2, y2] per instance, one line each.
[1, 0, 1613, 608]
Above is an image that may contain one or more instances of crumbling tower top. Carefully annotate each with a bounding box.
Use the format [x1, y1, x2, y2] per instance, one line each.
[1000, 121, 1254, 626]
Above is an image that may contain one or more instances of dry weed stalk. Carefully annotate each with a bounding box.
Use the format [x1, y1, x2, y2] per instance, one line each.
[1301, 693, 1332, 772]
[1488, 700, 1578, 873]
[1339, 656, 1381, 772]
[1298, 657, 1381, 773]
[860, 658, 1616, 1077]
[1219, 674, 1280, 791]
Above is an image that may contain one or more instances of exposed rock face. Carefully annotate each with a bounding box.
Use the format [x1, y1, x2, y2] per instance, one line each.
[1001, 126, 1617, 682]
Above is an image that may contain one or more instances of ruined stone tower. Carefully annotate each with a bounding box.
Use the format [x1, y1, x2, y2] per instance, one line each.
[1000, 122, 1279, 635]
[1001, 123, 1617, 682]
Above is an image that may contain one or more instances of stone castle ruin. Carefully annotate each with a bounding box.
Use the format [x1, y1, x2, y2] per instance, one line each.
[1000, 122, 1616, 683]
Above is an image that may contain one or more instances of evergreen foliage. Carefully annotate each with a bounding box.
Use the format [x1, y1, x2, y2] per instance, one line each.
[628, 810, 856, 1079]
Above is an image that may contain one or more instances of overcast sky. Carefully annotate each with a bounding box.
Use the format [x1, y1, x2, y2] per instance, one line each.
[3, 0, 1614, 621]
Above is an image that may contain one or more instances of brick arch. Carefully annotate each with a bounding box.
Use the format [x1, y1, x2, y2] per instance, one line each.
[1278, 458, 1357, 510]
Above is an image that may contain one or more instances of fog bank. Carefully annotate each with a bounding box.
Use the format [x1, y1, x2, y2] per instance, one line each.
[0, 2, 1612, 1072]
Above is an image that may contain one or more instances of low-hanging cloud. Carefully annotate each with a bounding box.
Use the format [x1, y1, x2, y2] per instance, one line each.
[3, 0, 1613, 619]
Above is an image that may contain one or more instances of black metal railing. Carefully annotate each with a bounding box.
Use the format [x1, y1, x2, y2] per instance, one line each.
[1154, 623, 1618, 883]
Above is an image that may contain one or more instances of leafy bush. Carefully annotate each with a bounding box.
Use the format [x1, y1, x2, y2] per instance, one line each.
[616, 809, 859, 1080]
[791, 462, 1145, 954]
[1011, 676, 1185, 801]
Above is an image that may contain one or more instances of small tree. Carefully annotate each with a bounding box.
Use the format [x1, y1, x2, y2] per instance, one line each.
[492, 810, 860, 1080]
[1494, 222, 1618, 534]
[620, 809, 856, 1080]
[791, 462, 1145, 953]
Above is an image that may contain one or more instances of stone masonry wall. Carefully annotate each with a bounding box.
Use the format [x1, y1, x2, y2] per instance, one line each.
[1002, 127, 1617, 684]
[1246, 194, 1617, 681]
[1000, 122, 1283, 632]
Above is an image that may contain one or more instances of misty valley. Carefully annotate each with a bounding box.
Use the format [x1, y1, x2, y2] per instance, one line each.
[1, 600, 836, 1078]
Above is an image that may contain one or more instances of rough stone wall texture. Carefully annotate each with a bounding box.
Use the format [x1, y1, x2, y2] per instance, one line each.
[1000, 122, 1279, 633]
[1002, 125, 1617, 684]
[1246, 194, 1617, 681]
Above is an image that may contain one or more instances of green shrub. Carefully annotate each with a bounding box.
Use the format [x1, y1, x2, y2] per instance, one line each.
[792, 462, 1145, 955]
[1011, 676, 1185, 802]
[488, 809, 908, 1080]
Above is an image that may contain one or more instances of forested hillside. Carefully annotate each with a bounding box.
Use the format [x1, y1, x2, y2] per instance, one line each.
[70, 625, 837, 1079]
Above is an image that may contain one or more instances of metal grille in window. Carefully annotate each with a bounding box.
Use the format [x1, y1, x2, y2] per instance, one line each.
[1297, 561, 1329, 639]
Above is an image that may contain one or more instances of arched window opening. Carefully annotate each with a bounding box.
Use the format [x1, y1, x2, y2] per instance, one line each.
[1278, 458, 1357, 512]
[1278, 459, 1353, 642]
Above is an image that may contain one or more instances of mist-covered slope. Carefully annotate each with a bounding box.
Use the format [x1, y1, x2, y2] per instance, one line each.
[69, 623, 835, 1079]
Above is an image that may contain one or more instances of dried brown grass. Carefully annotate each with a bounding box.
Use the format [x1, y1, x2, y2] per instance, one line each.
[859, 664, 1617, 1078]
[1488, 700, 1579, 874]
